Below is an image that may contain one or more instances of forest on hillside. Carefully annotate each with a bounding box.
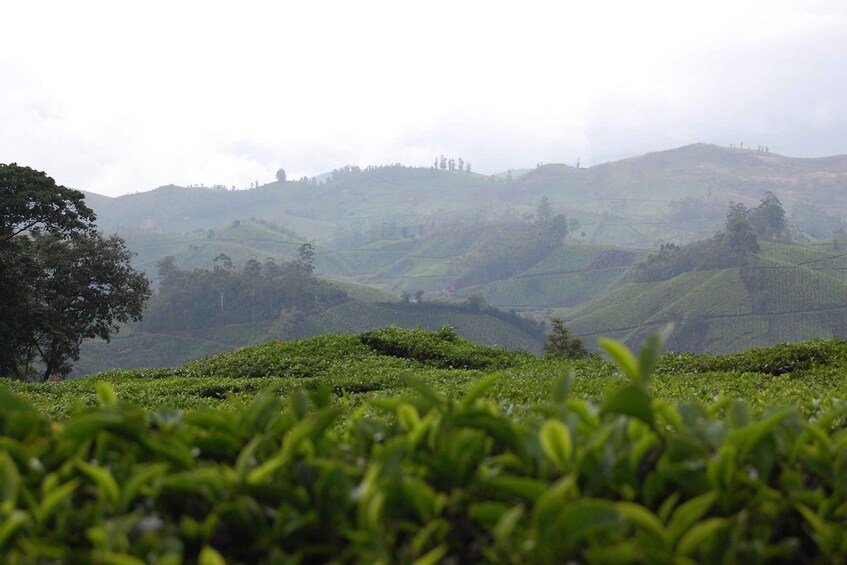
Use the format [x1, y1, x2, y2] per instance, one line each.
[140, 244, 345, 332]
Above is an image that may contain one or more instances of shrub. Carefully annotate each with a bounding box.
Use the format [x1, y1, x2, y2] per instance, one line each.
[359, 325, 527, 369]
[2, 337, 847, 562]
[658, 338, 847, 375]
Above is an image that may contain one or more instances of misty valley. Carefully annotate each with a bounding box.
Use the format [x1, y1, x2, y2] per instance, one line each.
[70, 144, 847, 374]
[5, 143, 847, 562]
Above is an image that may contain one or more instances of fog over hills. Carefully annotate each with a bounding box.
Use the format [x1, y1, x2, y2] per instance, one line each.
[82, 144, 847, 241]
[63, 142, 847, 372]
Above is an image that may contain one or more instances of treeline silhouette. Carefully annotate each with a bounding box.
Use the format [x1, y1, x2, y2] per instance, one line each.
[140, 249, 346, 332]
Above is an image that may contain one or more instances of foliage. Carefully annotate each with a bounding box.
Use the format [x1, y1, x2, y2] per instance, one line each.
[176, 334, 408, 380]
[141, 254, 345, 332]
[543, 317, 591, 359]
[452, 220, 574, 288]
[74, 299, 547, 376]
[724, 203, 760, 255]
[747, 191, 787, 241]
[630, 202, 761, 283]
[4, 336, 847, 561]
[658, 337, 847, 375]
[0, 164, 150, 381]
[359, 325, 529, 369]
[9, 329, 847, 423]
[0, 163, 96, 243]
[15, 232, 149, 379]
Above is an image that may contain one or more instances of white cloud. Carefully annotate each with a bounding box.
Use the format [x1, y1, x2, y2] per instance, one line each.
[1, 0, 846, 195]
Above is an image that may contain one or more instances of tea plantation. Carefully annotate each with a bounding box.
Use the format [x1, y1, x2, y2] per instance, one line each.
[3, 327, 847, 562]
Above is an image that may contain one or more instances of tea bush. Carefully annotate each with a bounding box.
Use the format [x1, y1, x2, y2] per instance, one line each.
[2, 337, 847, 562]
[658, 338, 847, 375]
[9, 329, 847, 423]
[360, 325, 529, 369]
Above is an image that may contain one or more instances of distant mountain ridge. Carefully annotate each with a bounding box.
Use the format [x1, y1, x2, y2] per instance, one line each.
[80, 144, 847, 244]
[63, 143, 847, 369]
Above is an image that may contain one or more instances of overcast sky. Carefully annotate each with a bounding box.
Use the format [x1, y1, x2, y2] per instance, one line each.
[2, 0, 846, 196]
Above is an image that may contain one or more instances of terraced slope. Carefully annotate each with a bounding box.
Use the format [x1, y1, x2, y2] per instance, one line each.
[564, 244, 847, 353]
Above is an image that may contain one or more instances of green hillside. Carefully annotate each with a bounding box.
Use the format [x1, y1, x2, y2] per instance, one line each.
[82, 144, 847, 250]
[118, 220, 312, 280]
[327, 224, 632, 311]
[75, 300, 545, 375]
[114, 217, 633, 313]
[564, 244, 847, 353]
[97, 216, 847, 359]
[67, 146, 847, 364]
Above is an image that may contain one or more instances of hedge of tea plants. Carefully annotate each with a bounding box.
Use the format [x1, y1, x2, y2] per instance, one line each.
[2, 335, 847, 562]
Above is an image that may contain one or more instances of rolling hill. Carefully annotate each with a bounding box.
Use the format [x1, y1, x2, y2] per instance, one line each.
[82, 144, 847, 249]
[74, 298, 546, 376]
[562, 242, 847, 353]
[63, 143, 847, 367]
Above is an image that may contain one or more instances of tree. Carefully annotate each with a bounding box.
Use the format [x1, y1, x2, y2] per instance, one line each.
[297, 243, 316, 276]
[748, 191, 786, 241]
[0, 164, 150, 380]
[543, 317, 590, 359]
[22, 232, 149, 378]
[464, 292, 488, 311]
[0, 163, 96, 242]
[536, 196, 554, 223]
[724, 204, 760, 256]
[276, 168, 287, 182]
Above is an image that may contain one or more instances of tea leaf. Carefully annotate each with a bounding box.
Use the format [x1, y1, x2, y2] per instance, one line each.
[603, 385, 655, 428]
[539, 420, 573, 468]
[599, 338, 640, 382]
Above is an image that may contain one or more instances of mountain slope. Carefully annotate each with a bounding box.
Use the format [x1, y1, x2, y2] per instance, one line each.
[563, 243, 847, 353]
[75, 300, 545, 375]
[81, 144, 847, 247]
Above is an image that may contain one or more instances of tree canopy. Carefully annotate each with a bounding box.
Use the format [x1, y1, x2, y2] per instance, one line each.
[140, 251, 345, 333]
[543, 317, 591, 359]
[0, 164, 150, 380]
[0, 163, 96, 242]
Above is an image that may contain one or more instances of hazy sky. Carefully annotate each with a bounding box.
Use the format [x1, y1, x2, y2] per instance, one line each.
[2, 0, 846, 196]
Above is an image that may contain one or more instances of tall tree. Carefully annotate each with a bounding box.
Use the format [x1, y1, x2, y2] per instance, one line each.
[0, 163, 96, 242]
[536, 196, 554, 223]
[749, 191, 786, 241]
[0, 164, 150, 380]
[725, 204, 760, 255]
[297, 243, 316, 276]
[21, 232, 150, 378]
